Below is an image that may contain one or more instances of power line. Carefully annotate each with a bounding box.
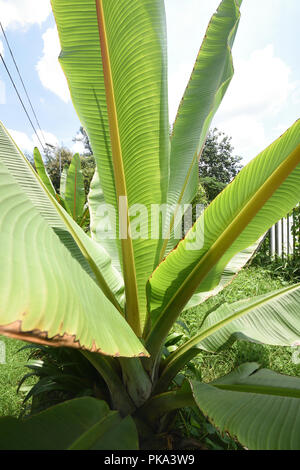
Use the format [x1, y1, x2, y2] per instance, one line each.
[0, 21, 47, 148]
[0, 52, 45, 151]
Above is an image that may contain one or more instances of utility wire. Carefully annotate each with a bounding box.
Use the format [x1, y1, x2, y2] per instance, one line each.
[0, 21, 47, 148]
[0, 52, 45, 151]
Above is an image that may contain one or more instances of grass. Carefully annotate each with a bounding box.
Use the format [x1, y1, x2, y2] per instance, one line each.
[0, 265, 300, 420]
[0, 336, 35, 417]
[175, 265, 300, 383]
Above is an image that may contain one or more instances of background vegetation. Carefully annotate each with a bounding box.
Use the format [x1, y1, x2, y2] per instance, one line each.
[1, 125, 299, 449]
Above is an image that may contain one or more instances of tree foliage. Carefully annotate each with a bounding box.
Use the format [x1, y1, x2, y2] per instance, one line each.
[199, 128, 242, 201]
[44, 141, 96, 196]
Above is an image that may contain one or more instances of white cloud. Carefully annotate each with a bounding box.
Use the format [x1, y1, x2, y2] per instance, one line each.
[216, 115, 268, 161]
[0, 0, 51, 30]
[71, 141, 86, 155]
[8, 129, 35, 153]
[72, 131, 92, 155]
[168, 64, 191, 124]
[0, 39, 4, 57]
[291, 85, 300, 105]
[214, 45, 295, 163]
[8, 128, 58, 154]
[218, 45, 294, 119]
[168, 43, 295, 163]
[166, 0, 298, 165]
[37, 129, 58, 148]
[36, 26, 71, 103]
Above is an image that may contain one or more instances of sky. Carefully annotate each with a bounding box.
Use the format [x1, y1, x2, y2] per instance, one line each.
[0, 0, 299, 164]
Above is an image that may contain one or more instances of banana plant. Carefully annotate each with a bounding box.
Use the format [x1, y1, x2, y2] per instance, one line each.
[33, 147, 89, 227]
[0, 0, 300, 450]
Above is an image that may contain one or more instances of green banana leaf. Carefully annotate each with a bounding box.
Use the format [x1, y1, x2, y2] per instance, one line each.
[0, 397, 138, 450]
[147, 120, 300, 356]
[163, 0, 242, 257]
[0, 122, 124, 309]
[183, 241, 260, 311]
[65, 153, 86, 222]
[191, 363, 300, 450]
[193, 283, 300, 352]
[52, 0, 170, 327]
[0, 122, 144, 357]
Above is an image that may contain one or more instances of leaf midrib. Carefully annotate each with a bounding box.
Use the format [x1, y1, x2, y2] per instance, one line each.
[95, 0, 141, 336]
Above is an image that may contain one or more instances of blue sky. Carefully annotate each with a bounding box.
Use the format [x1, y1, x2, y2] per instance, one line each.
[0, 0, 299, 163]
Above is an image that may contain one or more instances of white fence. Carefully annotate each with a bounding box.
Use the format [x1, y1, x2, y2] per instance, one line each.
[269, 214, 295, 257]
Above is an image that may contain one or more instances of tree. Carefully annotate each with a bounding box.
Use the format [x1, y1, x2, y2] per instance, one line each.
[78, 153, 96, 195]
[199, 128, 242, 201]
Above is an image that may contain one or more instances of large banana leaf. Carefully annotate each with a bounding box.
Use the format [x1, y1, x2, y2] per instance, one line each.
[162, 0, 242, 257]
[52, 0, 170, 328]
[65, 153, 85, 222]
[194, 284, 300, 352]
[0, 122, 124, 309]
[147, 120, 300, 356]
[0, 122, 144, 357]
[156, 284, 300, 393]
[191, 364, 300, 450]
[0, 397, 138, 450]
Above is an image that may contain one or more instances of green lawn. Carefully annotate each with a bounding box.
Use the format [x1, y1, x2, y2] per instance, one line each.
[0, 265, 299, 419]
[0, 336, 35, 417]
